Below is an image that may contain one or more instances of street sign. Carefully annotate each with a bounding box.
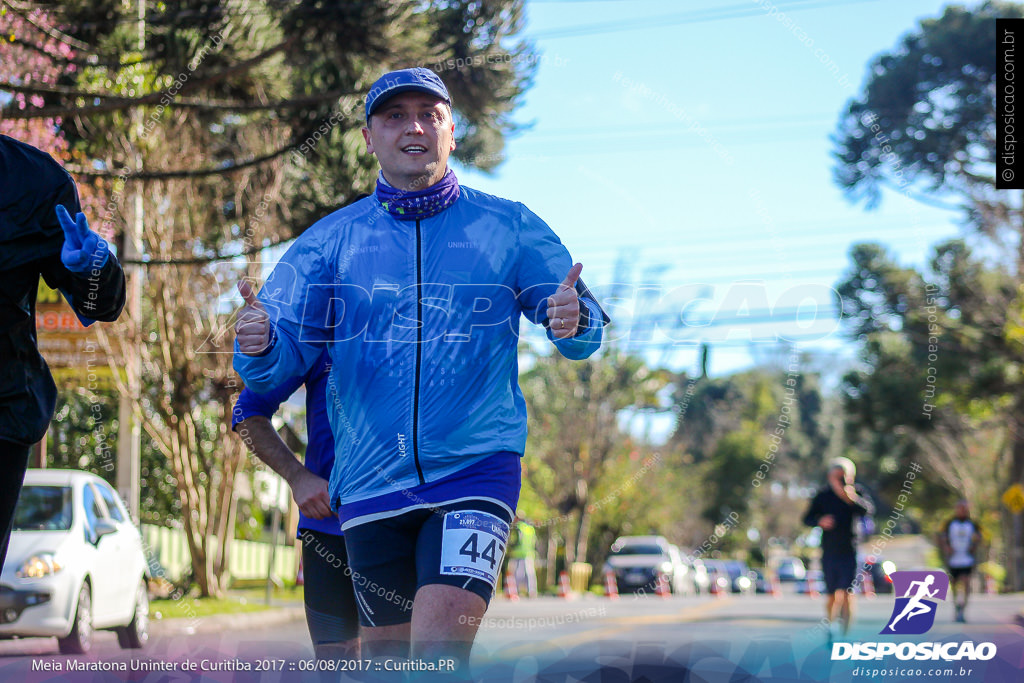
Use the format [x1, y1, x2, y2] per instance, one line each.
[1002, 484, 1024, 515]
[35, 280, 116, 375]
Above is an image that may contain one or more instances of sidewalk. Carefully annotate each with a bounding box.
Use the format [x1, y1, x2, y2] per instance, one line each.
[149, 593, 306, 635]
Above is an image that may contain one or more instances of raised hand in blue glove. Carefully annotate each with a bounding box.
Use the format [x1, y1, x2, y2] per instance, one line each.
[56, 204, 109, 274]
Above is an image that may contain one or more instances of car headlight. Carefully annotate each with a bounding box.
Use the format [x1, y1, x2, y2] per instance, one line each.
[659, 562, 673, 574]
[17, 553, 63, 579]
[738, 577, 751, 589]
[881, 560, 896, 577]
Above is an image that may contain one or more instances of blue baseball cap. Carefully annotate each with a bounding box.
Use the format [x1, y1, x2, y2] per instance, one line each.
[365, 67, 451, 120]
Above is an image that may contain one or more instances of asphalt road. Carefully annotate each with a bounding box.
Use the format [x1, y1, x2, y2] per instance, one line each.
[0, 590, 1022, 682]
[476, 589, 1024, 681]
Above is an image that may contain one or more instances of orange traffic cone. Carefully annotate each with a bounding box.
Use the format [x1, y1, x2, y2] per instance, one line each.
[558, 570, 574, 599]
[770, 576, 782, 599]
[655, 573, 671, 598]
[862, 569, 876, 599]
[504, 568, 520, 601]
[604, 570, 619, 600]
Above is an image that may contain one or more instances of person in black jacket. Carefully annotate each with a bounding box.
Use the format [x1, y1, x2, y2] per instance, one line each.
[803, 457, 874, 640]
[0, 134, 126, 570]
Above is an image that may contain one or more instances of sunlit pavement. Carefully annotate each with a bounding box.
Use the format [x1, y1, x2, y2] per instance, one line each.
[0, 591, 1021, 681]
[474, 591, 1024, 681]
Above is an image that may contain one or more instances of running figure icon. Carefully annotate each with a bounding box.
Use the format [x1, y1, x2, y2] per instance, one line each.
[888, 575, 939, 631]
[882, 570, 948, 635]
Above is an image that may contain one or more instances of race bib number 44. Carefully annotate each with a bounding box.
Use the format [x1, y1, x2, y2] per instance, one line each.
[439, 510, 510, 587]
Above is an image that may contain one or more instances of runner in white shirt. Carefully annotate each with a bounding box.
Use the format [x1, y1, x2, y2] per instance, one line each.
[939, 500, 983, 623]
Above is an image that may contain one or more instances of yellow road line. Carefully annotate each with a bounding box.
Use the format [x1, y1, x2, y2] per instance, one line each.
[495, 598, 734, 658]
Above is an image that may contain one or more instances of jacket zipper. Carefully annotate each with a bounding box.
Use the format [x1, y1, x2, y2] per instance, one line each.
[412, 219, 426, 485]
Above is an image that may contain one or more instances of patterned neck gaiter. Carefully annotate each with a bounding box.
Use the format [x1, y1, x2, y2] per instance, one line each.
[375, 168, 460, 221]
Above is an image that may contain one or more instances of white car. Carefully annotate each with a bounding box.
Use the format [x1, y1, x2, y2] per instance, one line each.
[604, 535, 691, 595]
[0, 469, 149, 654]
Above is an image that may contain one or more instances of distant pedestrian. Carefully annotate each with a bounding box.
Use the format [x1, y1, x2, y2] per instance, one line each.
[508, 517, 538, 598]
[938, 500, 982, 623]
[802, 457, 874, 641]
[0, 135, 126, 571]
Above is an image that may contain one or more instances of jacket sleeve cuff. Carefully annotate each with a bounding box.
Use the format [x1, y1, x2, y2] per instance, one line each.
[549, 298, 604, 359]
[253, 324, 278, 357]
[233, 325, 282, 392]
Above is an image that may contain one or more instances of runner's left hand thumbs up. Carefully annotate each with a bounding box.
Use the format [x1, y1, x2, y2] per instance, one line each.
[236, 280, 272, 356]
[547, 262, 583, 339]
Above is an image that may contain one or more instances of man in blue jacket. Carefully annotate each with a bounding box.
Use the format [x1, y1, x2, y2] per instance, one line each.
[232, 350, 359, 659]
[0, 135, 126, 571]
[234, 67, 605, 668]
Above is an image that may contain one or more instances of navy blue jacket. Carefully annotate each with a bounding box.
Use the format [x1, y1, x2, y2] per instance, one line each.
[0, 136, 125, 446]
[232, 351, 341, 535]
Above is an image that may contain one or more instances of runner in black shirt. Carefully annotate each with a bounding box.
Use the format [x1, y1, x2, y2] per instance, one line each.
[803, 457, 874, 640]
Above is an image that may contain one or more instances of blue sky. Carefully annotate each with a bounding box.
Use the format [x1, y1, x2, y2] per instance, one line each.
[454, 0, 969, 380]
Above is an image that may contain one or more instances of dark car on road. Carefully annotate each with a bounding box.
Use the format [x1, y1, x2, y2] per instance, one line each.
[857, 555, 895, 594]
[751, 568, 772, 594]
[703, 560, 755, 595]
[775, 556, 806, 583]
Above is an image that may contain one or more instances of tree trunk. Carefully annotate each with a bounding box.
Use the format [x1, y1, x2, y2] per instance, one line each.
[545, 530, 558, 590]
[575, 502, 591, 564]
[562, 515, 578, 566]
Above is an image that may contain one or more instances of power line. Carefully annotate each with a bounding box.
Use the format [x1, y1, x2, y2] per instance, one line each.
[529, 1, 666, 3]
[67, 124, 311, 180]
[520, 114, 840, 140]
[574, 216, 949, 245]
[2, 1, 413, 32]
[0, 38, 296, 120]
[527, 0, 880, 40]
[0, 80, 361, 113]
[2, 0, 101, 55]
[571, 235, 950, 265]
[570, 266, 846, 284]
[499, 132, 846, 156]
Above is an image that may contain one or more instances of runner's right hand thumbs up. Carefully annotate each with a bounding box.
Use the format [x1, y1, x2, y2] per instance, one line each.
[236, 280, 271, 356]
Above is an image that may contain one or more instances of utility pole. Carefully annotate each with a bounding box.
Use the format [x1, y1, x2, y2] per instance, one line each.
[117, 0, 144, 521]
[31, 437, 47, 469]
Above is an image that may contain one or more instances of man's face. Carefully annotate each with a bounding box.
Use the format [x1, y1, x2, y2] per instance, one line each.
[828, 466, 849, 487]
[955, 501, 969, 519]
[362, 92, 455, 191]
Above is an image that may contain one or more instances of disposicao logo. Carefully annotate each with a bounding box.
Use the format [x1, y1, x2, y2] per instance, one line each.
[831, 569, 997, 663]
[881, 570, 948, 635]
